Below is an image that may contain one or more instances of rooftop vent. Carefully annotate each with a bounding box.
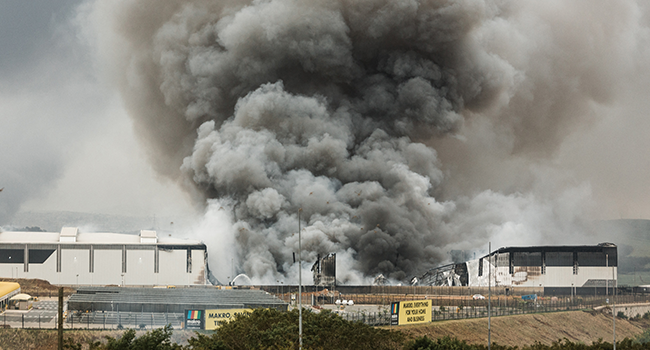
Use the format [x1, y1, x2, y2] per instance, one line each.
[140, 230, 157, 244]
[59, 227, 78, 242]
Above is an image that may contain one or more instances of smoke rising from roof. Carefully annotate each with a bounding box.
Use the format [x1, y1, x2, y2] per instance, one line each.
[92, 0, 647, 283]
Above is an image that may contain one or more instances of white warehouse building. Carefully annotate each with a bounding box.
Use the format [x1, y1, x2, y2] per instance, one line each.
[416, 243, 617, 293]
[0, 227, 208, 286]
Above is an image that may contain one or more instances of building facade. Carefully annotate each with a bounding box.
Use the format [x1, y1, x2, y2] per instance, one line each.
[0, 227, 207, 286]
[311, 253, 336, 287]
[416, 243, 617, 290]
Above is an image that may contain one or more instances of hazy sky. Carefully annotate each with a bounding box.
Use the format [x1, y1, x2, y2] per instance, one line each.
[0, 0, 197, 224]
[2, 0, 650, 231]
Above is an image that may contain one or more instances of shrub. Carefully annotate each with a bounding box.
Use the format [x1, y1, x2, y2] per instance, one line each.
[635, 328, 650, 344]
[404, 336, 477, 350]
[92, 325, 181, 350]
[187, 308, 404, 350]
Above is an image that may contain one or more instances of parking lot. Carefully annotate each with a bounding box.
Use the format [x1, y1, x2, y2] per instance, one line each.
[1, 299, 61, 328]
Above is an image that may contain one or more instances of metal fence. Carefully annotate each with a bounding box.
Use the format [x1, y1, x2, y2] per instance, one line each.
[0, 311, 186, 330]
[339, 294, 650, 326]
[3, 293, 648, 330]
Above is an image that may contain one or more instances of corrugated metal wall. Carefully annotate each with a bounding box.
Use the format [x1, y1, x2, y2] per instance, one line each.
[0, 243, 207, 286]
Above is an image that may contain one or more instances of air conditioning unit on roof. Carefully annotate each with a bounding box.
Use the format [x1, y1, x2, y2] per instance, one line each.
[140, 230, 158, 243]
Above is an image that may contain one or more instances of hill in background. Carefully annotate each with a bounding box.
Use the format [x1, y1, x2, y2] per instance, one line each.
[589, 219, 650, 286]
[2, 210, 195, 236]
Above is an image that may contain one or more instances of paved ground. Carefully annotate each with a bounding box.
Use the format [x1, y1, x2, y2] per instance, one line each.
[0, 299, 68, 328]
[320, 303, 389, 314]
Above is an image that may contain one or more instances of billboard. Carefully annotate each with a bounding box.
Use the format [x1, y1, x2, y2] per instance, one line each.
[184, 310, 205, 330]
[205, 308, 252, 330]
[390, 300, 431, 326]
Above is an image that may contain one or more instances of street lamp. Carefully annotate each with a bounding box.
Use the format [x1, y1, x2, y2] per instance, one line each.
[613, 263, 616, 350]
[298, 208, 303, 350]
[488, 242, 491, 350]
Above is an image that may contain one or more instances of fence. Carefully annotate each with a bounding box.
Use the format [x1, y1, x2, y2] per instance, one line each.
[338, 294, 650, 326]
[0, 311, 186, 330]
[3, 293, 648, 330]
[269, 285, 650, 305]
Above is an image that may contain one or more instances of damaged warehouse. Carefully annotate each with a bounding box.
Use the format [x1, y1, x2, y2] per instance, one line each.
[414, 243, 617, 294]
[311, 253, 336, 287]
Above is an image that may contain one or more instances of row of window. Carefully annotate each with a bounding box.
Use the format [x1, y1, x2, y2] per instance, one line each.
[0, 247, 201, 274]
[478, 250, 617, 276]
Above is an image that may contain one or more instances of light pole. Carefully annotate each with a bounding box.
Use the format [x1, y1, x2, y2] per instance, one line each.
[613, 263, 616, 350]
[488, 242, 491, 350]
[298, 208, 303, 350]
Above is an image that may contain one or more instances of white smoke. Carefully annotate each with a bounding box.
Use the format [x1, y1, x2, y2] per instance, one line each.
[87, 0, 648, 284]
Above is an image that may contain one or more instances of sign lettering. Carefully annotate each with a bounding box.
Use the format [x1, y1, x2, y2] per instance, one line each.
[390, 300, 431, 326]
[205, 308, 252, 330]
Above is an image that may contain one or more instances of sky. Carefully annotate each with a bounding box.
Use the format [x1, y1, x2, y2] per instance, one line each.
[0, 0, 199, 225]
[2, 0, 650, 284]
[1, 1, 646, 220]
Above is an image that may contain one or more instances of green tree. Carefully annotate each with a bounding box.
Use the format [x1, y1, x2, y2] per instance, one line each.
[404, 336, 478, 350]
[104, 329, 137, 350]
[93, 325, 181, 350]
[186, 308, 404, 350]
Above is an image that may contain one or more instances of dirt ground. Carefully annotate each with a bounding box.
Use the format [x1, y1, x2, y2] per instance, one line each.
[0, 278, 75, 298]
[0, 328, 198, 350]
[397, 310, 650, 347]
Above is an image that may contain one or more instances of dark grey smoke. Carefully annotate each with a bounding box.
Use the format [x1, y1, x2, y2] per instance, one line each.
[94, 0, 644, 283]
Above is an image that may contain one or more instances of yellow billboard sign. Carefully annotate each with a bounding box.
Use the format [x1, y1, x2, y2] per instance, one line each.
[205, 308, 252, 330]
[390, 300, 431, 325]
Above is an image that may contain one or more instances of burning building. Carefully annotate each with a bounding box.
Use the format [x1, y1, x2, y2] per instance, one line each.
[311, 253, 336, 287]
[415, 243, 617, 292]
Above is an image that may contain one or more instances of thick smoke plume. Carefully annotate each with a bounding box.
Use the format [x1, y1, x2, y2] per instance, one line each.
[92, 0, 644, 283]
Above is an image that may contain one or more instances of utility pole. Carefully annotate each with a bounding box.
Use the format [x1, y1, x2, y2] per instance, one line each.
[58, 287, 63, 350]
[298, 208, 303, 350]
[488, 242, 491, 350]
[613, 264, 616, 350]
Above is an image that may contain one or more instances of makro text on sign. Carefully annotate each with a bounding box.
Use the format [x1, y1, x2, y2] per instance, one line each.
[205, 308, 252, 330]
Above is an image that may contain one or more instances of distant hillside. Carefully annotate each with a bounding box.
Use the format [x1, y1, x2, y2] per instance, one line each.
[589, 219, 650, 286]
[3, 210, 194, 235]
